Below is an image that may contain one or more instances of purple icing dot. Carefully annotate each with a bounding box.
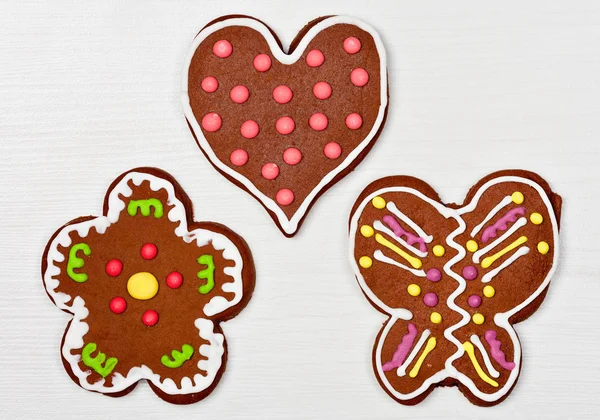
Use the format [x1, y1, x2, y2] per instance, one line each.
[468, 295, 482, 308]
[423, 292, 439, 307]
[426, 268, 441, 282]
[462, 265, 478, 280]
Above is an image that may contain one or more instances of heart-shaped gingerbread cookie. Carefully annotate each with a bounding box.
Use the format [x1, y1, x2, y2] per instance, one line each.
[183, 15, 388, 236]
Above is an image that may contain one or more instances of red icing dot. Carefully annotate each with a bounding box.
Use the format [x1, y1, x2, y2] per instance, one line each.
[213, 40, 232, 58]
[109, 297, 127, 314]
[343, 37, 362, 54]
[345, 113, 363, 130]
[201, 112, 222, 132]
[276, 116, 295, 135]
[166, 272, 183, 289]
[273, 85, 293, 104]
[261, 163, 279, 180]
[142, 310, 159, 326]
[313, 82, 332, 100]
[230, 149, 249, 166]
[351, 68, 369, 87]
[324, 142, 342, 159]
[253, 53, 272, 72]
[276, 189, 294, 206]
[140, 243, 158, 260]
[309, 113, 328, 131]
[240, 120, 259, 139]
[230, 85, 249, 104]
[105, 259, 123, 277]
[201, 76, 218, 93]
[283, 148, 302, 165]
[306, 49, 325, 67]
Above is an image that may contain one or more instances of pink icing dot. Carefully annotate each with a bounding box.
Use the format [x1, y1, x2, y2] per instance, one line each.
[273, 85, 293, 104]
[343, 36, 362, 54]
[426, 268, 442, 282]
[309, 113, 328, 131]
[313, 82, 332, 100]
[201, 112, 222, 132]
[423, 292, 439, 307]
[253, 53, 272, 72]
[240, 120, 259, 139]
[306, 49, 325, 67]
[283, 148, 302, 165]
[276, 116, 295, 135]
[462, 266, 478, 280]
[230, 149, 249, 166]
[230, 85, 249, 104]
[276, 188, 294, 206]
[350, 68, 369, 87]
[201, 76, 218, 93]
[323, 142, 341, 159]
[345, 113, 363, 130]
[213, 40, 233, 58]
[468, 295, 482, 308]
[261, 163, 279, 180]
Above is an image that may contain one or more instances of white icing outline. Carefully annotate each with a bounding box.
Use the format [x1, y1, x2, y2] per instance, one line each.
[349, 175, 559, 403]
[373, 250, 426, 277]
[182, 16, 388, 235]
[43, 171, 247, 396]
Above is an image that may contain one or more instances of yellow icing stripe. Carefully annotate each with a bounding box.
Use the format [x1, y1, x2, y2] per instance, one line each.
[463, 341, 499, 387]
[481, 235, 527, 269]
[409, 337, 436, 378]
[375, 233, 423, 269]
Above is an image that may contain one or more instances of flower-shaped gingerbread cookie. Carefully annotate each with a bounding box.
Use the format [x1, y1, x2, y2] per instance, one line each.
[42, 168, 255, 404]
[183, 15, 388, 236]
[349, 170, 561, 406]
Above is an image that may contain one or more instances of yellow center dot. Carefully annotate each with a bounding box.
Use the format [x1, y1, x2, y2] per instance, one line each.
[466, 240, 478, 252]
[433, 245, 445, 257]
[407, 284, 421, 296]
[127, 272, 159, 300]
[483, 285, 495, 298]
[372, 196, 386, 209]
[530, 212, 543, 225]
[511, 191, 524, 204]
[537, 241, 550, 255]
[360, 225, 374, 238]
[359, 256, 373, 268]
[430, 312, 442, 324]
[472, 313, 485, 325]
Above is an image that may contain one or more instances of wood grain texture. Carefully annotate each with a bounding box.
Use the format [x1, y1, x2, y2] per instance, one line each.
[1, 0, 599, 418]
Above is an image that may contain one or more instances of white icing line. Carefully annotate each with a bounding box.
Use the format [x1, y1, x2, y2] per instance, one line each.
[373, 220, 427, 258]
[373, 250, 426, 277]
[396, 329, 431, 377]
[470, 196, 512, 238]
[472, 217, 527, 264]
[182, 16, 388, 235]
[481, 246, 530, 283]
[470, 335, 500, 379]
[386, 201, 433, 243]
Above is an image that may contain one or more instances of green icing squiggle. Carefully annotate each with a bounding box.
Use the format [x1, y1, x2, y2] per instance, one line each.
[81, 342, 118, 378]
[127, 198, 164, 218]
[160, 344, 194, 368]
[67, 243, 91, 283]
[197, 254, 215, 294]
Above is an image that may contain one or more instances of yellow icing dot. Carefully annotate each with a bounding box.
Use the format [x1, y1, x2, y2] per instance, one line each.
[372, 196, 386, 209]
[430, 312, 442, 324]
[359, 256, 373, 268]
[360, 225, 374, 237]
[537, 241, 550, 255]
[407, 284, 421, 296]
[433, 245, 445, 257]
[127, 272, 159, 300]
[472, 313, 485, 325]
[466, 240, 478, 252]
[511, 191, 524, 204]
[530, 212, 543, 225]
[483, 285, 495, 298]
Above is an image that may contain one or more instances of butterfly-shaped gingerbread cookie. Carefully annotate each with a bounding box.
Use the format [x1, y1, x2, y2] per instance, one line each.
[183, 15, 388, 237]
[349, 170, 561, 406]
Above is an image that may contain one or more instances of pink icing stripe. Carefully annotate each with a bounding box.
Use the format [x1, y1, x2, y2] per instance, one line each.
[382, 323, 417, 371]
[484, 330, 516, 371]
[382, 215, 427, 253]
[481, 207, 526, 243]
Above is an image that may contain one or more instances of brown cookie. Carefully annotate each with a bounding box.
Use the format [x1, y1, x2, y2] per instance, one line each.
[183, 15, 388, 237]
[41, 168, 255, 404]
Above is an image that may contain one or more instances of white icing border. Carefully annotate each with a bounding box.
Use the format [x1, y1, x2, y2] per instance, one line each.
[182, 16, 388, 235]
[43, 171, 246, 395]
[349, 176, 559, 403]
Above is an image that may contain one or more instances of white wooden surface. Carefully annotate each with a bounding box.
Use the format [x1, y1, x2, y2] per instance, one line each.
[1, 1, 599, 418]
